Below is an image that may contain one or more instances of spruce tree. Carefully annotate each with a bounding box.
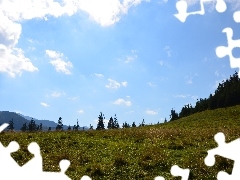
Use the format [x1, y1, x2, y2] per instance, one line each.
[132, 122, 136, 127]
[68, 125, 71, 131]
[39, 123, 42, 131]
[8, 118, 14, 131]
[21, 122, 28, 132]
[56, 117, 63, 131]
[107, 117, 114, 129]
[96, 112, 105, 130]
[76, 119, 79, 131]
[28, 118, 37, 132]
[113, 114, 119, 129]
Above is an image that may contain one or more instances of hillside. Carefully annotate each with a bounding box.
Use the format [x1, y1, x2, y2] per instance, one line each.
[1, 105, 240, 179]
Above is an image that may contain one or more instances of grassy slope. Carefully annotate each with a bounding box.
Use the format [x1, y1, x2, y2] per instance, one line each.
[1, 105, 240, 179]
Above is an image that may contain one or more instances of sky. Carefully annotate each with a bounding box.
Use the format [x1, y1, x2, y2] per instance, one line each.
[0, 0, 240, 128]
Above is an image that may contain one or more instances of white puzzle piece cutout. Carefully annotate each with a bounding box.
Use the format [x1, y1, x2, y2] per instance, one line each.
[174, 0, 227, 22]
[204, 132, 240, 180]
[0, 123, 92, 180]
[215, 27, 240, 77]
[154, 165, 190, 180]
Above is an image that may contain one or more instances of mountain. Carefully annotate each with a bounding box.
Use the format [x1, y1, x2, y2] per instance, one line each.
[0, 111, 88, 131]
[0, 111, 28, 130]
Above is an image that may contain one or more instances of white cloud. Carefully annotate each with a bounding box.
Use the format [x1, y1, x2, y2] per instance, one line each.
[125, 110, 134, 114]
[41, 102, 50, 107]
[125, 55, 137, 63]
[0, 46, 39, 77]
[113, 98, 131, 106]
[95, 73, 104, 78]
[163, 46, 172, 57]
[174, 94, 189, 98]
[191, 95, 198, 100]
[68, 96, 79, 100]
[77, 110, 84, 114]
[124, 50, 137, 63]
[0, 0, 147, 76]
[106, 79, 127, 89]
[0, 12, 38, 77]
[0, 0, 148, 26]
[46, 50, 73, 75]
[121, 81, 128, 87]
[158, 60, 164, 66]
[148, 82, 156, 87]
[145, 109, 158, 115]
[51, 91, 65, 97]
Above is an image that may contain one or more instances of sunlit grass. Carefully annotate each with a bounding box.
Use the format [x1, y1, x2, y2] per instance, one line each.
[1, 105, 240, 179]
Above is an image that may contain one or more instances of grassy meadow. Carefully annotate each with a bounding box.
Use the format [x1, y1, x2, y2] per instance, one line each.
[1, 105, 240, 179]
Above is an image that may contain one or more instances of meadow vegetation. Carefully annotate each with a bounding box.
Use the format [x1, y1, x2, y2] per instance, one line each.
[1, 105, 240, 179]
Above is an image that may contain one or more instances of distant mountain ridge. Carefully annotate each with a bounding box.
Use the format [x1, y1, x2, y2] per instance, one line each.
[0, 111, 88, 131]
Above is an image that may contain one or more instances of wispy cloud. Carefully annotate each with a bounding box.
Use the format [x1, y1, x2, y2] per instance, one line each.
[145, 109, 158, 115]
[113, 98, 131, 106]
[125, 110, 134, 114]
[148, 82, 156, 87]
[173, 94, 198, 100]
[40, 102, 50, 107]
[77, 110, 84, 114]
[106, 79, 127, 89]
[51, 91, 65, 98]
[125, 55, 137, 63]
[163, 46, 172, 57]
[46, 50, 73, 75]
[121, 81, 128, 87]
[173, 94, 189, 98]
[68, 96, 79, 101]
[95, 73, 104, 78]
[185, 73, 198, 84]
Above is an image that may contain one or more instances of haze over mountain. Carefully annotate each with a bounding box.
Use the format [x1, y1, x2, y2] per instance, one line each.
[0, 111, 88, 131]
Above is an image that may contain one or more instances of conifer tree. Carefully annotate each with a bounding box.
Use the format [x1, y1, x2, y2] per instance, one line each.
[132, 122, 136, 127]
[96, 112, 105, 130]
[139, 119, 145, 127]
[113, 114, 119, 129]
[39, 123, 42, 131]
[8, 118, 14, 131]
[56, 117, 63, 131]
[107, 117, 114, 129]
[164, 118, 167, 123]
[68, 125, 71, 131]
[76, 119, 79, 131]
[28, 118, 37, 132]
[89, 124, 93, 130]
[21, 122, 28, 132]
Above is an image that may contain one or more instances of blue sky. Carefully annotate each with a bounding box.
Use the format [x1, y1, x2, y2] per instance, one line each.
[0, 0, 240, 128]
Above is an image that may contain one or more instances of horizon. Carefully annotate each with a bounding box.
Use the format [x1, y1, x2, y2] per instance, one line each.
[1, 0, 240, 129]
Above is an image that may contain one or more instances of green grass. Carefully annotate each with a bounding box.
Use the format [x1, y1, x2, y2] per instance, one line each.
[1, 105, 240, 179]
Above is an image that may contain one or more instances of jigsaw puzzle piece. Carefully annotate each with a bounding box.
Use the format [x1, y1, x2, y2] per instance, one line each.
[174, 0, 227, 23]
[0, 123, 9, 132]
[154, 165, 189, 180]
[205, 132, 240, 179]
[154, 176, 165, 180]
[171, 165, 190, 180]
[216, 27, 240, 76]
[233, 11, 240, 23]
[215, 0, 227, 13]
[21, 142, 43, 174]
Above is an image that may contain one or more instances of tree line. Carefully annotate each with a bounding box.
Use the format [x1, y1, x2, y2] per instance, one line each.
[5, 71, 240, 132]
[169, 71, 240, 121]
